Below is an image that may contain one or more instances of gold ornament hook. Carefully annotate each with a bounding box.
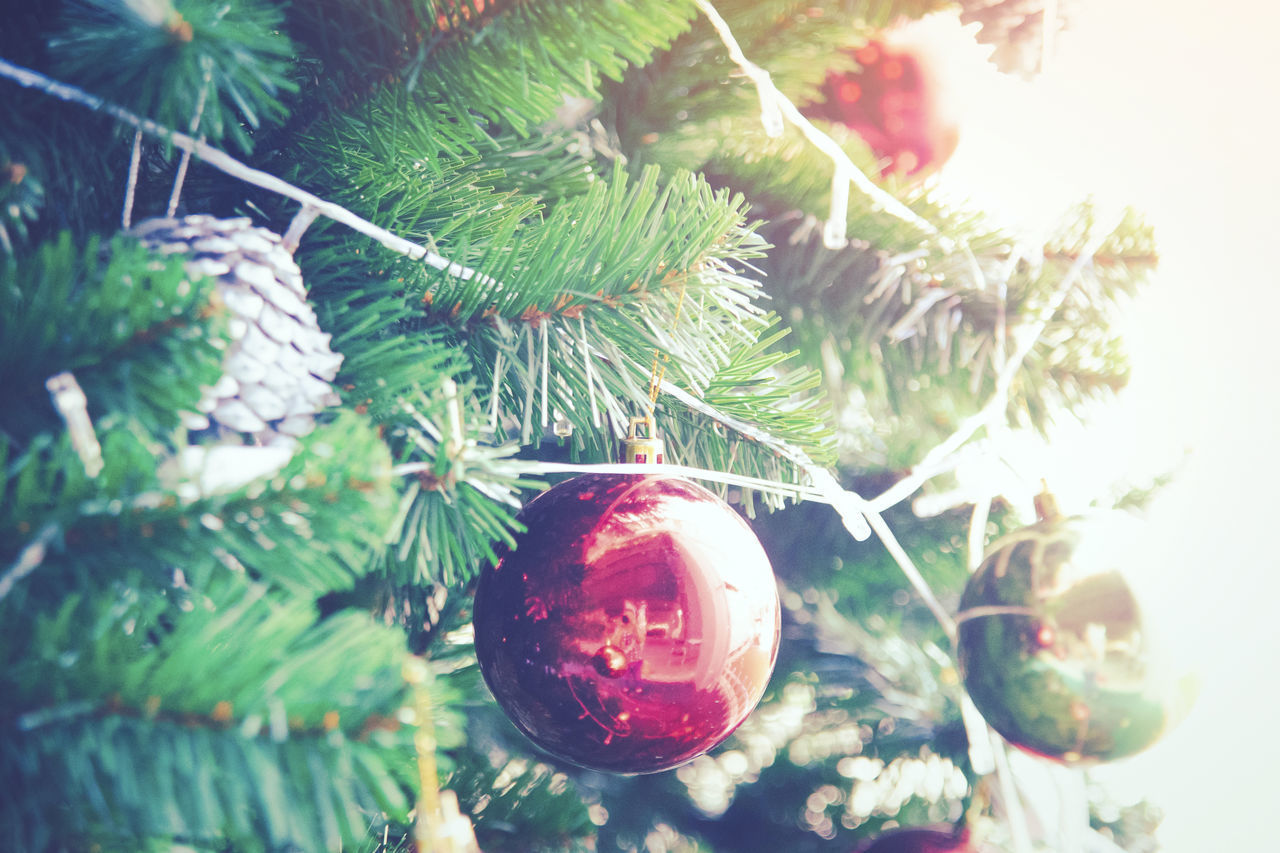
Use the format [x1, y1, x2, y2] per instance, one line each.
[622, 414, 665, 465]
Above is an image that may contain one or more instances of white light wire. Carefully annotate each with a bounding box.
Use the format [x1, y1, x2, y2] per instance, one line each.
[0, 58, 499, 285]
[692, 0, 940, 241]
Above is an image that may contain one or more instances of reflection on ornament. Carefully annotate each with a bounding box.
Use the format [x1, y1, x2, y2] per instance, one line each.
[591, 644, 629, 678]
[853, 825, 977, 853]
[473, 473, 781, 774]
[956, 513, 1194, 764]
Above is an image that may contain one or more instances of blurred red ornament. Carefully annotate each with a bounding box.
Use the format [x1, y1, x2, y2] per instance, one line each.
[853, 825, 975, 853]
[812, 30, 961, 177]
[472, 473, 781, 774]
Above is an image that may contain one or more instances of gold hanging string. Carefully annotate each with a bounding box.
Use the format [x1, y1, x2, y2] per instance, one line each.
[403, 656, 478, 853]
[645, 277, 689, 416]
[626, 274, 689, 464]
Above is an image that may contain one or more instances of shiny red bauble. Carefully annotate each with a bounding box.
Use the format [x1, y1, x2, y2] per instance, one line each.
[472, 473, 781, 774]
[811, 36, 960, 177]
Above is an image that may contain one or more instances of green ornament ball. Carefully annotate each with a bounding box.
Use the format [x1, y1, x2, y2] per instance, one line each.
[956, 507, 1194, 764]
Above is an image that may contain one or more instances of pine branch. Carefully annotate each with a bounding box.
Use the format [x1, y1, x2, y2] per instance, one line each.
[449, 754, 596, 852]
[0, 558, 455, 851]
[0, 425, 169, 581]
[411, 0, 700, 135]
[289, 0, 700, 136]
[1, 413, 396, 614]
[657, 319, 837, 510]
[381, 383, 542, 588]
[3, 576, 409, 729]
[0, 83, 125, 247]
[289, 86, 545, 245]
[0, 232, 230, 441]
[0, 58, 504, 281]
[404, 164, 758, 325]
[1, 714, 417, 852]
[320, 156, 839, 487]
[48, 0, 298, 152]
[866, 210, 1126, 514]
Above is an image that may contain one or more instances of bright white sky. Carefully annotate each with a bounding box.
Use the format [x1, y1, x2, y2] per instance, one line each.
[929, 1, 1280, 848]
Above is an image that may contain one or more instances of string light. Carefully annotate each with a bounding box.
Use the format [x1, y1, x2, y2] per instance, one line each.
[690, 0, 941, 244]
[0, 58, 500, 285]
[690, 0, 991, 291]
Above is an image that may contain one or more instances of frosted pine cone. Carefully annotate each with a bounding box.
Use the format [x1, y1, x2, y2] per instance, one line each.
[956, 0, 1077, 77]
[131, 215, 343, 446]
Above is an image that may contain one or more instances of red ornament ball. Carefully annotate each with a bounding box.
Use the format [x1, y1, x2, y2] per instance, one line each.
[472, 473, 781, 774]
[812, 35, 961, 177]
[956, 513, 1193, 764]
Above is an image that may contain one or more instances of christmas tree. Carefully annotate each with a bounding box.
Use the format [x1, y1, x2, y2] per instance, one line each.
[0, 1, 1184, 851]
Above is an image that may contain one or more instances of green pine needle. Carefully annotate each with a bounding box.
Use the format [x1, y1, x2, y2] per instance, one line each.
[0, 232, 230, 442]
[49, 0, 297, 152]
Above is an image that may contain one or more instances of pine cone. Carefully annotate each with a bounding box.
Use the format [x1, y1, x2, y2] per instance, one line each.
[131, 214, 343, 445]
[956, 0, 1077, 77]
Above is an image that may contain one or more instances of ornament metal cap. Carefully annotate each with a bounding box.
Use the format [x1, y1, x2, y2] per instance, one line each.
[621, 415, 664, 465]
[1033, 481, 1061, 522]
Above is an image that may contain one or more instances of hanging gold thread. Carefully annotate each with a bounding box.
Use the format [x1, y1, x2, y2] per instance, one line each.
[645, 278, 689, 415]
[404, 656, 478, 853]
[627, 274, 688, 463]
